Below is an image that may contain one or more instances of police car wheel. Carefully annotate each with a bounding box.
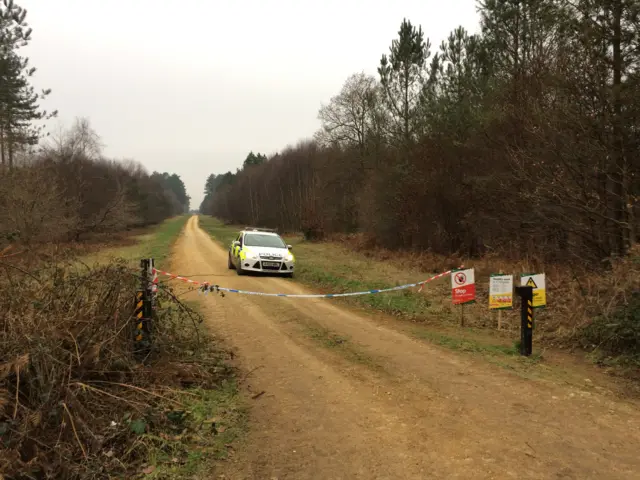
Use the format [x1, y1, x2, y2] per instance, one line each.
[228, 253, 235, 270]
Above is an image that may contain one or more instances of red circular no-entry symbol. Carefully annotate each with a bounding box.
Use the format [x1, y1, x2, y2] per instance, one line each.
[454, 272, 467, 285]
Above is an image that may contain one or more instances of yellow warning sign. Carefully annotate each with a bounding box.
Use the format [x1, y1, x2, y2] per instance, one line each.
[520, 273, 546, 308]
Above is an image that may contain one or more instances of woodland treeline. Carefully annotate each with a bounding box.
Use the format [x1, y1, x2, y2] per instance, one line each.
[201, 0, 639, 266]
[0, 2, 189, 245]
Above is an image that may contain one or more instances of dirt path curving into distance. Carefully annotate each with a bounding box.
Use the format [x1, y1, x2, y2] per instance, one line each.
[170, 216, 640, 480]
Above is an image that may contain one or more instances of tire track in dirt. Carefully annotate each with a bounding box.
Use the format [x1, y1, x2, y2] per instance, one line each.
[171, 216, 640, 480]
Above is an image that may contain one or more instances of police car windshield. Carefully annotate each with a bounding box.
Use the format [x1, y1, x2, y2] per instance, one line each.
[244, 233, 286, 248]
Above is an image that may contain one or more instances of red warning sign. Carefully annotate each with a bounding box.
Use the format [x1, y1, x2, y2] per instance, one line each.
[451, 268, 476, 305]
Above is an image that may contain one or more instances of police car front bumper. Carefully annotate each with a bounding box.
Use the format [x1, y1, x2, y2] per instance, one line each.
[239, 258, 295, 274]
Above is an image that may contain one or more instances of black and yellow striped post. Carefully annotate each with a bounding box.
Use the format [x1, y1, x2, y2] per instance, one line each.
[516, 286, 534, 356]
[134, 290, 145, 343]
[133, 259, 154, 358]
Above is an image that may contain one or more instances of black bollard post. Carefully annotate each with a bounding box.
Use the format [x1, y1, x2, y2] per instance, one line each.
[515, 286, 534, 356]
[134, 259, 153, 359]
[134, 289, 144, 344]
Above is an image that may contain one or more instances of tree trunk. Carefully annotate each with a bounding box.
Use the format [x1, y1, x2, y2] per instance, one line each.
[610, 0, 628, 256]
[8, 129, 14, 171]
[0, 125, 5, 170]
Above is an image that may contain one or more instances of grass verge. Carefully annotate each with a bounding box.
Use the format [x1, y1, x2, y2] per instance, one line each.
[83, 215, 190, 266]
[197, 216, 237, 251]
[409, 327, 546, 378]
[139, 380, 247, 479]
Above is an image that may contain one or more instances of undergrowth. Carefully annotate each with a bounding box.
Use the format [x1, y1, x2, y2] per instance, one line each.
[581, 290, 640, 368]
[0, 251, 240, 479]
[339, 236, 640, 362]
[82, 216, 189, 266]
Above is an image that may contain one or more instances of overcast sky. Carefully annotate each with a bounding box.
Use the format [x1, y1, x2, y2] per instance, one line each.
[23, 0, 479, 208]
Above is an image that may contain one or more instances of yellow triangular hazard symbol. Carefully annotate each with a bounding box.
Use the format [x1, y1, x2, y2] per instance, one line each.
[525, 277, 538, 288]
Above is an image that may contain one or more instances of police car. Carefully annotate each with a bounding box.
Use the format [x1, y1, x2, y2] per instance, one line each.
[228, 227, 295, 277]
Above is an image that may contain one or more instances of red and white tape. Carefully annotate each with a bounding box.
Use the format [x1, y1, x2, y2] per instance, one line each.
[151, 267, 454, 298]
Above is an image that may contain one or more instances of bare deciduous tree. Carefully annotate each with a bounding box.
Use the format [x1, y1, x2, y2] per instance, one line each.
[315, 72, 379, 155]
[45, 117, 103, 161]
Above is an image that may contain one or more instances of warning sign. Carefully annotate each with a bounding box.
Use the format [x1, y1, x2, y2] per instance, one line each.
[520, 273, 546, 308]
[451, 268, 475, 305]
[489, 274, 513, 310]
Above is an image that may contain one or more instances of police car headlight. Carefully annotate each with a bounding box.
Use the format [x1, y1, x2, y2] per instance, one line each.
[285, 253, 294, 262]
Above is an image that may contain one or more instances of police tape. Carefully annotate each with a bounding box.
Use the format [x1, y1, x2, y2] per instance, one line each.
[151, 267, 455, 299]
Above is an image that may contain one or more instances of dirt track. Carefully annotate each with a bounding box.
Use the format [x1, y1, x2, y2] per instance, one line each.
[172, 216, 640, 480]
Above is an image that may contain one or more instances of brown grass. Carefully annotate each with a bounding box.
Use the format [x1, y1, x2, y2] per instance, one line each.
[0, 249, 231, 479]
[327, 233, 640, 352]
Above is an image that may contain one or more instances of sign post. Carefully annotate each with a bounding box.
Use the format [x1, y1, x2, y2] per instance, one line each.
[134, 289, 144, 343]
[451, 268, 476, 327]
[515, 286, 534, 356]
[134, 258, 154, 359]
[489, 273, 513, 330]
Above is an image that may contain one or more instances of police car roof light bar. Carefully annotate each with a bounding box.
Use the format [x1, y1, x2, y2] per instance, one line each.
[244, 226, 278, 233]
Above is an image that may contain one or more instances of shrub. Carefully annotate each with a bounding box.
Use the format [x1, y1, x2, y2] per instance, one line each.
[0, 257, 228, 479]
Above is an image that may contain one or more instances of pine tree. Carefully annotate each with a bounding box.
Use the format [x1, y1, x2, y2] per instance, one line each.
[243, 151, 267, 168]
[378, 19, 431, 147]
[0, 0, 56, 169]
[563, 0, 640, 254]
[423, 27, 492, 139]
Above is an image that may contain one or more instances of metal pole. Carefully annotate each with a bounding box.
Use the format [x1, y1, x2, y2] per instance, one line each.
[134, 289, 144, 344]
[497, 270, 503, 331]
[143, 258, 153, 346]
[134, 259, 153, 359]
[150, 258, 158, 313]
[515, 286, 533, 356]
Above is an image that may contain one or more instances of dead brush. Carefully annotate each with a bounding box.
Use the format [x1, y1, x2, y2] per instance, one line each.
[334, 237, 640, 358]
[569, 247, 640, 358]
[0, 255, 229, 479]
